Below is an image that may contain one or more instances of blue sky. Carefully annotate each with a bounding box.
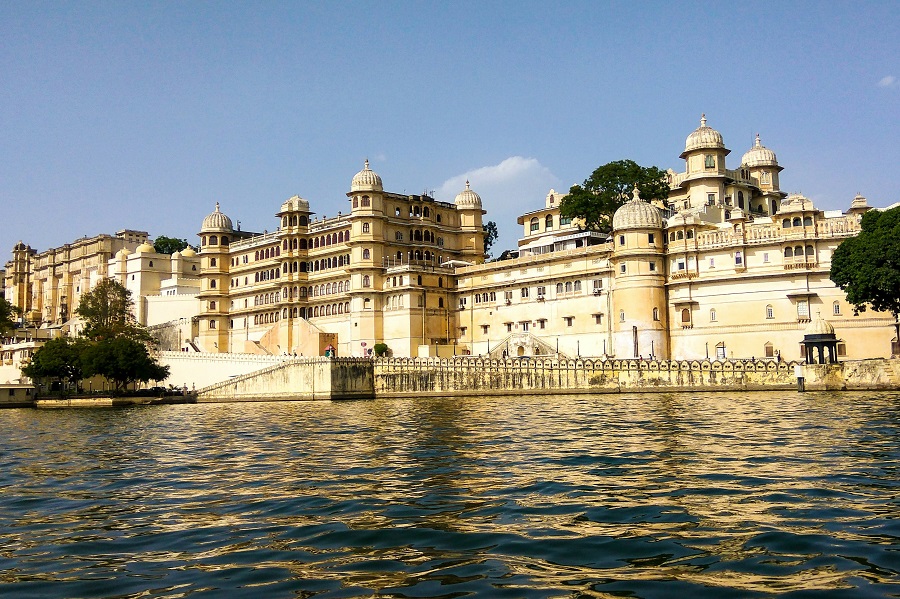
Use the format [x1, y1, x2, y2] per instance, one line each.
[1, 1, 898, 257]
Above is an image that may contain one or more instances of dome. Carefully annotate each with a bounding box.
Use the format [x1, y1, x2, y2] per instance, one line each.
[805, 312, 835, 336]
[681, 114, 727, 158]
[201, 202, 234, 233]
[612, 186, 663, 231]
[181, 247, 197, 258]
[741, 134, 778, 168]
[351, 160, 383, 192]
[13, 241, 26, 251]
[454, 180, 482, 210]
[116, 247, 131, 259]
[136, 242, 155, 254]
[171, 250, 181, 259]
[280, 195, 310, 214]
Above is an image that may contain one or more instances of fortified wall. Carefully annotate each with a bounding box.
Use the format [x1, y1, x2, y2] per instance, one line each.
[189, 355, 900, 403]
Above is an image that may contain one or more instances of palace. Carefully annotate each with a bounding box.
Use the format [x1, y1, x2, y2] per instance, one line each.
[3, 116, 896, 371]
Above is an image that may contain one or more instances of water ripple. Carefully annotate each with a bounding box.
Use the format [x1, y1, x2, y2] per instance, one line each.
[0, 391, 898, 597]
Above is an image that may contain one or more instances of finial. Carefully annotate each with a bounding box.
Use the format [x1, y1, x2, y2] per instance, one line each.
[700, 113, 707, 127]
[364, 159, 369, 170]
[465, 179, 470, 189]
[215, 202, 220, 212]
[632, 183, 641, 202]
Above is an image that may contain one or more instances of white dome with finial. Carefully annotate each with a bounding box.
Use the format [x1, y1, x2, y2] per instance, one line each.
[681, 114, 726, 157]
[135, 242, 155, 254]
[201, 202, 234, 233]
[351, 160, 383, 192]
[454, 180, 482, 209]
[805, 312, 835, 336]
[741, 134, 779, 168]
[613, 185, 663, 231]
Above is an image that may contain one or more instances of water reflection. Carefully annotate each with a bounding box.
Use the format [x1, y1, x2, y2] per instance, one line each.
[0, 391, 897, 597]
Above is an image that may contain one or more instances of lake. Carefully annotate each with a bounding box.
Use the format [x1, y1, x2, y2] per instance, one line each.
[0, 391, 897, 598]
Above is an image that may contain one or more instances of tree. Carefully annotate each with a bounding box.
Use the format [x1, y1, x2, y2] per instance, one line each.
[483, 221, 499, 257]
[75, 279, 149, 342]
[0, 297, 20, 334]
[373, 342, 389, 357]
[830, 206, 900, 327]
[153, 236, 190, 255]
[21, 337, 88, 393]
[81, 337, 170, 392]
[559, 159, 670, 232]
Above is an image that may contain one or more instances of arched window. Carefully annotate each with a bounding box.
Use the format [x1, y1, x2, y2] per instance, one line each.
[326, 305, 332, 316]
[574, 281, 581, 291]
[314, 306, 319, 317]
[784, 247, 793, 258]
[363, 275, 370, 287]
[681, 309, 690, 324]
[620, 310, 626, 322]
[210, 235, 218, 245]
[352, 197, 358, 208]
[803, 216, 812, 226]
[530, 217, 539, 232]
[653, 307, 660, 321]
[565, 282, 572, 292]
[782, 218, 791, 228]
[423, 207, 430, 218]
[793, 217, 802, 227]
[363, 248, 370, 259]
[833, 301, 841, 315]
[805, 245, 814, 256]
[738, 191, 745, 209]
[545, 215, 554, 230]
[362, 196, 370, 207]
[676, 231, 684, 240]
[686, 230, 694, 239]
[795, 245, 804, 257]
[710, 308, 717, 322]
[438, 277, 443, 288]
[556, 283, 563, 293]
[362, 222, 370, 234]
[669, 232, 676, 241]
[766, 304, 774, 319]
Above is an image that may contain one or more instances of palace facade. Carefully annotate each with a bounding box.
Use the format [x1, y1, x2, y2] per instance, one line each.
[3, 117, 896, 363]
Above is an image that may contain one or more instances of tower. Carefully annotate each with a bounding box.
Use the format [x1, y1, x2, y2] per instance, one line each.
[197, 203, 234, 352]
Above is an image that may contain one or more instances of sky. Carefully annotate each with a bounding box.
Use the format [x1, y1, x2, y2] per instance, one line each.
[1, 1, 898, 258]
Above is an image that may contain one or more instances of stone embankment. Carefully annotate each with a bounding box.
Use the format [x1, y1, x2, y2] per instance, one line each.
[188, 356, 900, 402]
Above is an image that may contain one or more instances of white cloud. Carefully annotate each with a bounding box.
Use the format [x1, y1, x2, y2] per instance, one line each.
[436, 156, 561, 253]
[877, 75, 897, 88]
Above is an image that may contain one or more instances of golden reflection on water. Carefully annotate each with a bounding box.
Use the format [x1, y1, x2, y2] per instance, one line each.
[0, 391, 897, 597]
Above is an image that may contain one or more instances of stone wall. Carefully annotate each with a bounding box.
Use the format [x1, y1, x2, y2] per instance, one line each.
[158, 351, 289, 390]
[374, 357, 801, 397]
[195, 357, 374, 402]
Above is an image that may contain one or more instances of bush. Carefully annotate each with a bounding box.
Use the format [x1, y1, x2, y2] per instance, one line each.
[373, 343, 389, 357]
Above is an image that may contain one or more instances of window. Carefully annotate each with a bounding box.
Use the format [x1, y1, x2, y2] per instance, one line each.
[438, 298, 444, 308]
[481, 325, 489, 334]
[593, 279, 603, 292]
[520, 321, 529, 331]
[649, 262, 656, 272]
[594, 314, 603, 325]
[361, 196, 370, 207]
[833, 301, 841, 316]
[460, 327, 467, 336]
[620, 310, 626, 322]
[735, 251, 743, 266]
[708, 193, 716, 204]
[705, 154, 715, 168]
[619, 235, 625, 246]
[574, 281, 581, 291]
[362, 222, 370, 233]
[209, 301, 216, 310]
[677, 260, 685, 271]
[210, 280, 217, 289]
[710, 308, 717, 322]
[681, 309, 690, 324]
[538, 319, 546, 329]
[363, 275, 371, 288]
[395, 231, 403, 241]
[560, 215, 572, 226]
[564, 317, 574, 327]
[506, 322, 513, 332]
[536, 286, 546, 297]
[620, 264, 626, 274]
[521, 287, 529, 298]
[530, 218, 539, 232]
[763, 252, 769, 263]
[652, 307, 659, 321]
[504, 291, 513, 302]
[545, 215, 554, 230]
[362, 249, 370, 259]
[764, 342, 774, 358]
[837, 343, 847, 357]
[797, 300, 809, 320]
[209, 319, 216, 329]
[766, 304, 774, 319]
[709, 258, 715, 268]
[648, 233, 655, 244]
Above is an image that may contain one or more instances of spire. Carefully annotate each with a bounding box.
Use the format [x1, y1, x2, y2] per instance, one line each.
[465, 179, 470, 189]
[755, 134, 762, 147]
[215, 202, 220, 212]
[364, 159, 370, 170]
[632, 183, 641, 202]
[700, 113, 707, 127]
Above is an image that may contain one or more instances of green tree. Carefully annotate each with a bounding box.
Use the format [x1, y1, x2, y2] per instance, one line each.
[483, 221, 499, 257]
[559, 159, 670, 232]
[830, 207, 900, 331]
[153, 236, 190, 255]
[21, 337, 87, 393]
[373, 342, 389, 357]
[81, 337, 170, 392]
[0, 297, 20, 334]
[75, 279, 149, 342]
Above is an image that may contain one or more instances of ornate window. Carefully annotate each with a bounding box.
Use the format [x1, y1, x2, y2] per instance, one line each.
[766, 304, 774, 319]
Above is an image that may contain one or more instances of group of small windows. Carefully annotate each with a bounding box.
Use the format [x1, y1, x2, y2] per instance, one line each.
[410, 229, 437, 243]
[254, 268, 280, 282]
[784, 245, 815, 259]
[253, 292, 281, 306]
[254, 246, 281, 261]
[281, 215, 309, 227]
[307, 281, 350, 297]
[201, 235, 230, 246]
[352, 196, 371, 208]
[385, 295, 405, 310]
[473, 292, 498, 304]
[668, 230, 695, 241]
[253, 312, 280, 326]
[555, 281, 582, 294]
[782, 217, 813, 228]
[309, 302, 350, 317]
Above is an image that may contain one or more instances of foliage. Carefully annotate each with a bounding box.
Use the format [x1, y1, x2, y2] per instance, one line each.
[75, 279, 150, 342]
[153, 236, 190, 255]
[559, 159, 669, 232]
[830, 206, 900, 318]
[81, 337, 170, 392]
[0, 297, 21, 333]
[483, 221, 499, 256]
[373, 343, 389, 357]
[21, 337, 88, 391]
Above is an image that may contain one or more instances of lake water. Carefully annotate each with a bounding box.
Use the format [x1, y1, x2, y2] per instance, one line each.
[0, 392, 897, 598]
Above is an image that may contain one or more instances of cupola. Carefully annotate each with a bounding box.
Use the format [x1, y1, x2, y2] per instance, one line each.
[681, 114, 728, 158]
[351, 160, 383, 192]
[454, 180, 483, 210]
[201, 203, 234, 233]
[612, 186, 663, 231]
